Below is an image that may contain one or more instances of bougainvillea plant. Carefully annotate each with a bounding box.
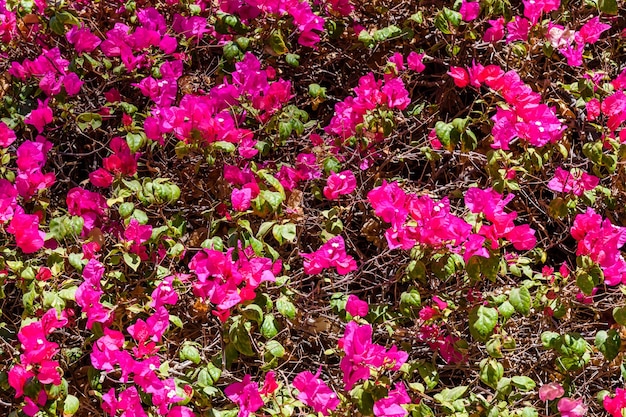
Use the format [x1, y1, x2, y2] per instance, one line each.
[1, 0, 626, 416]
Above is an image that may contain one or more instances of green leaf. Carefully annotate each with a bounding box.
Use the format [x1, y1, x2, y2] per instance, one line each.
[479, 358, 504, 389]
[434, 386, 468, 403]
[511, 376, 536, 391]
[285, 53, 300, 67]
[541, 331, 560, 348]
[509, 287, 531, 316]
[229, 321, 255, 356]
[470, 306, 498, 341]
[123, 253, 141, 272]
[613, 306, 626, 326]
[521, 407, 538, 417]
[268, 30, 288, 55]
[63, 394, 80, 416]
[260, 190, 283, 212]
[358, 30, 375, 47]
[212, 141, 236, 153]
[276, 296, 296, 320]
[595, 329, 621, 361]
[180, 343, 202, 364]
[49, 217, 68, 240]
[576, 271, 596, 295]
[169, 314, 183, 328]
[126, 132, 146, 153]
[599, 0, 618, 14]
[260, 314, 279, 339]
[399, 288, 421, 318]
[265, 340, 285, 358]
[417, 361, 439, 390]
[498, 301, 515, 320]
[241, 304, 264, 324]
[76, 112, 102, 131]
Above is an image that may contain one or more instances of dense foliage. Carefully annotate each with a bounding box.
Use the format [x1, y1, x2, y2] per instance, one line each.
[1, 0, 626, 416]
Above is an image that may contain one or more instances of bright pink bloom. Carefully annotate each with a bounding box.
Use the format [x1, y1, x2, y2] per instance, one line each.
[0, 121, 16, 147]
[293, 370, 340, 416]
[579, 16, 611, 44]
[506, 17, 530, 43]
[382, 78, 411, 109]
[89, 168, 114, 188]
[388, 53, 404, 71]
[407, 52, 425, 72]
[7, 209, 45, 253]
[484, 17, 505, 43]
[601, 91, 626, 130]
[324, 170, 357, 200]
[539, 382, 564, 401]
[547, 167, 599, 196]
[231, 187, 252, 211]
[260, 371, 278, 396]
[558, 398, 587, 417]
[8, 364, 35, 397]
[604, 388, 626, 417]
[459, 0, 480, 21]
[523, 0, 560, 25]
[224, 375, 264, 417]
[373, 383, 411, 417]
[24, 100, 53, 133]
[586, 98, 601, 121]
[301, 235, 357, 275]
[449, 67, 470, 88]
[338, 322, 407, 390]
[367, 181, 408, 226]
[66, 26, 101, 54]
[346, 294, 369, 317]
[125, 219, 152, 245]
[326, 0, 354, 15]
[571, 208, 626, 286]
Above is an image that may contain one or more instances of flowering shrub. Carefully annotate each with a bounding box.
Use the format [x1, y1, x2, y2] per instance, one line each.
[1, 0, 626, 416]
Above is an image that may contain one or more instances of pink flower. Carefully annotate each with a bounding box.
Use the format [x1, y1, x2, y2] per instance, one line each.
[66, 26, 101, 54]
[62, 72, 83, 96]
[449, 67, 470, 88]
[604, 388, 626, 417]
[586, 98, 601, 121]
[260, 371, 278, 396]
[388, 52, 404, 71]
[224, 375, 264, 417]
[382, 78, 411, 109]
[326, 0, 354, 15]
[7, 209, 45, 253]
[338, 322, 408, 390]
[579, 16, 611, 44]
[459, 0, 480, 21]
[407, 52, 425, 73]
[484, 17, 505, 43]
[293, 370, 340, 416]
[547, 167, 599, 196]
[0, 121, 16, 147]
[324, 170, 357, 200]
[24, 99, 53, 133]
[558, 397, 588, 417]
[125, 218, 152, 245]
[523, 0, 560, 25]
[346, 294, 369, 317]
[89, 168, 114, 188]
[506, 17, 530, 43]
[368, 181, 408, 226]
[301, 236, 357, 275]
[231, 187, 252, 211]
[373, 383, 411, 417]
[539, 382, 564, 401]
